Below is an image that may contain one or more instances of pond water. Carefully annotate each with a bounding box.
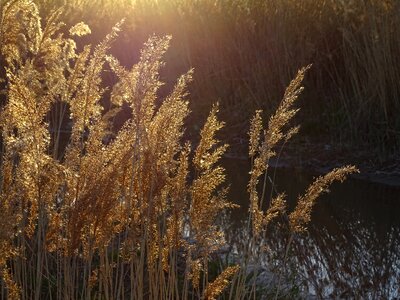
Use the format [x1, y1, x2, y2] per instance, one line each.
[222, 158, 400, 299]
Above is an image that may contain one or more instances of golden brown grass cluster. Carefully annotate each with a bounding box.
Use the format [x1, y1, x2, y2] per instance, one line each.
[0, 1, 357, 299]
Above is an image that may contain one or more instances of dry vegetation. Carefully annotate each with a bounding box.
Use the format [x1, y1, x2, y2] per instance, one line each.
[26, 0, 400, 157]
[0, 1, 361, 299]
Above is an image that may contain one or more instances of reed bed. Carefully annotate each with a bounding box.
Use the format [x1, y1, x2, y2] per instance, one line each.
[0, 1, 358, 299]
[26, 0, 400, 157]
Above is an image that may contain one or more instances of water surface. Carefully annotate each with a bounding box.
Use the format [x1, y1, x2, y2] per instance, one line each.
[223, 158, 400, 298]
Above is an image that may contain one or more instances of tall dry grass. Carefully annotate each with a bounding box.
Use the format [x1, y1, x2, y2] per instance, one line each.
[0, 1, 357, 299]
[31, 0, 400, 157]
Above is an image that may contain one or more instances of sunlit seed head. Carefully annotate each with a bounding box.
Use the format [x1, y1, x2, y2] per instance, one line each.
[69, 22, 91, 37]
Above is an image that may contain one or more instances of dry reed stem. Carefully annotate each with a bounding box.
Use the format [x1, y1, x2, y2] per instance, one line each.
[289, 165, 359, 233]
[204, 265, 240, 300]
[248, 65, 311, 236]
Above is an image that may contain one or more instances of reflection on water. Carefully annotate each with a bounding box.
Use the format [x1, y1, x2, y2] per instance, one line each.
[223, 158, 400, 298]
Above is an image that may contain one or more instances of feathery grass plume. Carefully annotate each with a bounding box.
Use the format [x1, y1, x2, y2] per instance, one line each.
[248, 65, 311, 236]
[31, 9, 71, 85]
[2, 65, 61, 237]
[0, 0, 42, 68]
[193, 103, 228, 172]
[263, 193, 287, 228]
[290, 165, 359, 233]
[147, 70, 192, 173]
[66, 20, 122, 160]
[203, 265, 240, 300]
[248, 109, 263, 159]
[69, 21, 91, 36]
[62, 21, 124, 255]
[190, 104, 232, 255]
[108, 35, 171, 127]
[189, 258, 202, 290]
